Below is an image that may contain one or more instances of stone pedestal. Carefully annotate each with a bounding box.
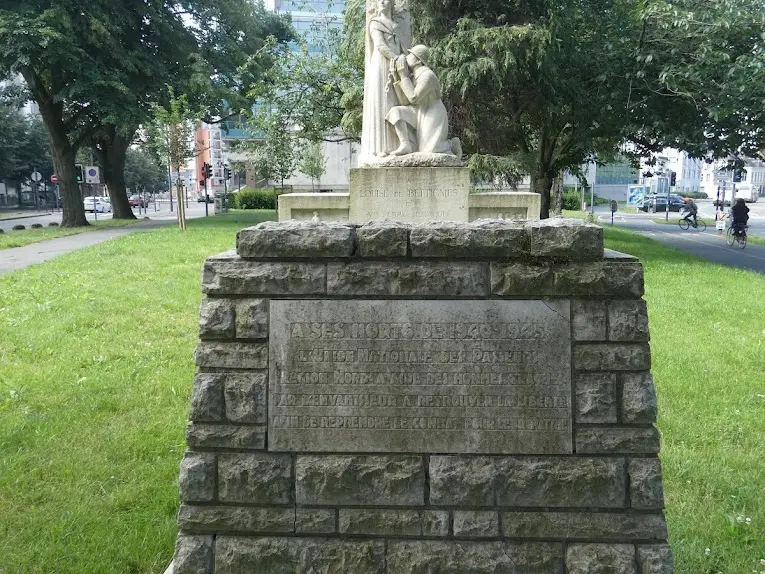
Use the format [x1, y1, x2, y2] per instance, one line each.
[349, 167, 470, 223]
[171, 220, 673, 574]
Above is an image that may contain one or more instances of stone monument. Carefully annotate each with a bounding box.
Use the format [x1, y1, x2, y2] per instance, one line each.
[168, 219, 673, 573]
[276, 0, 540, 223]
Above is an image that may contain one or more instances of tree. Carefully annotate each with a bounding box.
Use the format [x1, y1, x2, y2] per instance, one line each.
[147, 89, 198, 229]
[0, 98, 54, 186]
[410, 0, 765, 217]
[124, 148, 167, 196]
[0, 0, 291, 226]
[300, 142, 327, 190]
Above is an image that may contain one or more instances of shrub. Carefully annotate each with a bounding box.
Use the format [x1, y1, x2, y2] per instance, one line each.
[31, 223, 43, 229]
[233, 187, 278, 210]
[48, 222, 59, 227]
[679, 191, 708, 199]
[562, 189, 581, 211]
[12, 224, 25, 231]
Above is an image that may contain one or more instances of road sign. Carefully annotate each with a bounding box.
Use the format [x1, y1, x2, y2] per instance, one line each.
[85, 166, 100, 184]
[610, 200, 619, 213]
[31, 171, 42, 182]
[50, 174, 58, 184]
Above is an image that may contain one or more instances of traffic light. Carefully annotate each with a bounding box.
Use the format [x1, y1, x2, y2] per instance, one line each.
[224, 166, 232, 180]
[669, 171, 676, 187]
[204, 163, 213, 179]
[75, 164, 84, 183]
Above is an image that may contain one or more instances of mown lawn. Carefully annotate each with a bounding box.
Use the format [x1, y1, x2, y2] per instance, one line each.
[0, 218, 143, 249]
[0, 214, 763, 573]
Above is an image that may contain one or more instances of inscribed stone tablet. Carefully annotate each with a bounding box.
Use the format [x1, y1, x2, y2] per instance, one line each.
[348, 168, 469, 223]
[269, 300, 572, 454]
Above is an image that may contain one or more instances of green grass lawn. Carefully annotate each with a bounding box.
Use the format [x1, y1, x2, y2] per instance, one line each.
[0, 214, 763, 573]
[0, 218, 143, 249]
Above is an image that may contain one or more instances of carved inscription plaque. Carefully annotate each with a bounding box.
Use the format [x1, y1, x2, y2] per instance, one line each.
[348, 168, 469, 223]
[268, 300, 572, 453]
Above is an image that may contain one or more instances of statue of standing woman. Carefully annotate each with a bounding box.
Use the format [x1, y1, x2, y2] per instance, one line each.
[359, 0, 411, 164]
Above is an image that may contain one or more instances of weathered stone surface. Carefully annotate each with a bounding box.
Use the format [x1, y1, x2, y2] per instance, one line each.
[502, 512, 667, 540]
[572, 300, 607, 341]
[490, 263, 553, 296]
[198, 298, 235, 339]
[295, 455, 424, 506]
[567, 544, 637, 574]
[217, 453, 291, 504]
[576, 373, 618, 423]
[189, 374, 225, 422]
[429, 456, 496, 506]
[339, 509, 423, 536]
[223, 373, 266, 423]
[637, 544, 674, 573]
[429, 456, 626, 508]
[295, 509, 336, 534]
[327, 261, 488, 297]
[356, 221, 410, 257]
[385, 541, 564, 574]
[576, 427, 661, 454]
[422, 510, 450, 537]
[237, 220, 356, 259]
[529, 219, 604, 260]
[215, 537, 386, 574]
[186, 424, 265, 450]
[609, 300, 650, 342]
[234, 299, 268, 339]
[179, 453, 216, 503]
[553, 262, 644, 298]
[173, 534, 213, 574]
[348, 167, 470, 223]
[492, 262, 644, 298]
[629, 458, 665, 509]
[178, 505, 294, 533]
[269, 300, 572, 454]
[496, 457, 627, 508]
[194, 342, 267, 370]
[573, 344, 651, 371]
[203, 259, 326, 296]
[409, 221, 530, 259]
[622, 373, 658, 423]
[453, 511, 499, 537]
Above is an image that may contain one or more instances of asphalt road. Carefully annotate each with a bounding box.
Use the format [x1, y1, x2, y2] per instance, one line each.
[0, 200, 211, 232]
[596, 200, 765, 274]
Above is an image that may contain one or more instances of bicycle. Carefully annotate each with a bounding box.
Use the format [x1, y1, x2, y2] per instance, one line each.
[678, 216, 707, 232]
[725, 224, 748, 249]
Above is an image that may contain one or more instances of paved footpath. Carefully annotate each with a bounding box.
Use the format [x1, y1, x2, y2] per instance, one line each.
[604, 214, 765, 274]
[0, 219, 172, 275]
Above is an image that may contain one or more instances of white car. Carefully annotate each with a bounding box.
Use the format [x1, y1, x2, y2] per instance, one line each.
[83, 196, 112, 213]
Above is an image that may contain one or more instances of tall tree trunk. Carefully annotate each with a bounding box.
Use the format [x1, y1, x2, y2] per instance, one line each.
[532, 173, 554, 219]
[21, 67, 88, 227]
[98, 129, 136, 220]
[551, 172, 564, 216]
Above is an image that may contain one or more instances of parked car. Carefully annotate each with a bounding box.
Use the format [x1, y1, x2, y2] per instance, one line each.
[197, 192, 214, 203]
[638, 196, 685, 213]
[83, 196, 112, 213]
[129, 194, 148, 208]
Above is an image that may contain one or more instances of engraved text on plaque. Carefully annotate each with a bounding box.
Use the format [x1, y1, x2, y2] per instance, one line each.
[268, 300, 572, 453]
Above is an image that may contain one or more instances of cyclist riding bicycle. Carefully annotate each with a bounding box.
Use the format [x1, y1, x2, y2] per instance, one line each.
[682, 198, 699, 227]
[731, 198, 750, 236]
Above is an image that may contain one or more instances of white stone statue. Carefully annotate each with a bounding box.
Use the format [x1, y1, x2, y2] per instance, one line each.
[386, 45, 461, 158]
[360, 0, 411, 162]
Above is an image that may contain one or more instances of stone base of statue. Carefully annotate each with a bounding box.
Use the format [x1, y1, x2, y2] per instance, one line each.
[349, 167, 470, 223]
[277, 186, 542, 223]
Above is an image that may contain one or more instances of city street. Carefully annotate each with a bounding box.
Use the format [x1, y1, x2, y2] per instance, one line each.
[0, 199, 212, 232]
[595, 200, 765, 274]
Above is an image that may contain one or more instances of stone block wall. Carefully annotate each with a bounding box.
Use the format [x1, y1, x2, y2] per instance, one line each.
[173, 220, 672, 574]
